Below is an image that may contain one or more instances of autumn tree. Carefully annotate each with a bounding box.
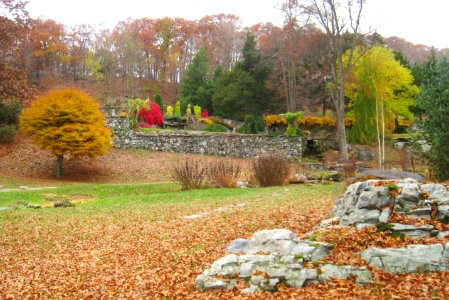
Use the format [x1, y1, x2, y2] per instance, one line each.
[20, 88, 112, 178]
[345, 46, 419, 167]
[300, 0, 367, 161]
[0, 0, 34, 103]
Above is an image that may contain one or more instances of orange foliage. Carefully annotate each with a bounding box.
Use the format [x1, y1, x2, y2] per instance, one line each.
[19, 88, 112, 158]
[297, 116, 354, 127]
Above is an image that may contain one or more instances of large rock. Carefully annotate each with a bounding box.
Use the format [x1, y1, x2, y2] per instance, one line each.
[318, 264, 372, 285]
[361, 244, 449, 274]
[196, 229, 372, 294]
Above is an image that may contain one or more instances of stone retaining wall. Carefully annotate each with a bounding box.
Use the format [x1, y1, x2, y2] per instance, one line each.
[106, 117, 305, 160]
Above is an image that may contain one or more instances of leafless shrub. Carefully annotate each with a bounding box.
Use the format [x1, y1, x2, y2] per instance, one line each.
[208, 160, 241, 188]
[252, 154, 290, 187]
[340, 158, 357, 179]
[170, 160, 209, 190]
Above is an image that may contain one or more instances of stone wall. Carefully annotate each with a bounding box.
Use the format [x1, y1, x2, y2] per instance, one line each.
[106, 117, 305, 160]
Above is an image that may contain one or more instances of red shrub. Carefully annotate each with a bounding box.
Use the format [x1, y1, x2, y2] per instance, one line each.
[201, 109, 209, 118]
[138, 102, 164, 126]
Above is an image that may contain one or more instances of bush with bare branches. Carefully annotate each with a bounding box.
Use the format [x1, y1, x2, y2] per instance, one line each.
[252, 154, 290, 187]
[208, 160, 241, 188]
[170, 160, 209, 190]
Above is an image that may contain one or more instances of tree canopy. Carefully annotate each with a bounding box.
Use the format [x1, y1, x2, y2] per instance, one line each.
[212, 32, 278, 120]
[20, 88, 112, 177]
[416, 55, 449, 180]
[345, 46, 419, 145]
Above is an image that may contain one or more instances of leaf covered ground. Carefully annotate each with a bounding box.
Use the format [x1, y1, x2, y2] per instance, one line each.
[1, 182, 449, 299]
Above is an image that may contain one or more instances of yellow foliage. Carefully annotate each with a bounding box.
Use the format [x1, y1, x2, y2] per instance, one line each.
[264, 114, 287, 127]
[201, 118, 212, 125]
[20, 88, 112, 158]
[296, 115, 353, 127]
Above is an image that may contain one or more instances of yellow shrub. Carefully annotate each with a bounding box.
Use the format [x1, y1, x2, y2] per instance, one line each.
[264, 114, 287, 127]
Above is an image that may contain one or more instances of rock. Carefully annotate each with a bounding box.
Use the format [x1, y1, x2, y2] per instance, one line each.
[360, 169, 425, 181]
[420, 184, 449, 204]
[358, 187, 393, 210]
[361, 244, 448, 274]
[406, 207, 431, 219]
[379, 207, 391, 223]
[0, 206, 16, 211]
[318, 217, 340, 228]
[319, 264, 372, 285]
[53, 200, 75, 208]
[390, 223, 435, 238]
[285, 268, 318, 289]
[395, 183, 421, 211]
[236, 181, 248, 188]
[437, 205, 449, 223]
[226, 238, 250, 253]
[195, 275, 235, 290]
[348, 145, 374, 161]
[437, 231, 449, 238]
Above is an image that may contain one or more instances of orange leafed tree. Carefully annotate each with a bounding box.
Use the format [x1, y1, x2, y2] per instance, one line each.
[20, 88, 112, 178]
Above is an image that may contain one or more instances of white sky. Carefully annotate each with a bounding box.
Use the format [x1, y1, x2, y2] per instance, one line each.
[26, 0, 449, 49]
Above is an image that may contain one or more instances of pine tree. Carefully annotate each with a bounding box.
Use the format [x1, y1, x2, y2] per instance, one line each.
[416, 55, 449, 180]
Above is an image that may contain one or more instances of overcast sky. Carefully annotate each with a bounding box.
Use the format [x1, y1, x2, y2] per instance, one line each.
[26, 0, 449, 49]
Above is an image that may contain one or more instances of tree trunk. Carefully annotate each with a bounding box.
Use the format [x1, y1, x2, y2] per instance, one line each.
[56, 155, 63, 178]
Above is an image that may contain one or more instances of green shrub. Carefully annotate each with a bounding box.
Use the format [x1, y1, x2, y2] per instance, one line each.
[175, 101, 181, 117]
[193, 105, 201, 118]
[285, 112, 304, 137]
[166, 105, 174, 117]
[204, 123, 228, 132]
[0, 125, 17, 143]
[155, 94, 163, 112]
[186, 104, 192, 116]
[239, 115, 264, 134]
[0, 101, 22, 125]
[128, 98, 146, 128]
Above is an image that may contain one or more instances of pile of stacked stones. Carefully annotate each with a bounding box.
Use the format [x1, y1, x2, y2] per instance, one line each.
[196, 178, 449, 294]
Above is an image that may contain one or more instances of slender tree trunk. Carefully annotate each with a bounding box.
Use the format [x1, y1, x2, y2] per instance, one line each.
[56, 155, 64, 178]
[381, 95, 386, 169]
[375, 97, 382, 168]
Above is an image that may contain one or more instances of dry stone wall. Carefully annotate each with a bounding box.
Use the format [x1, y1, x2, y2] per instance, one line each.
[106, 117, 305, 159]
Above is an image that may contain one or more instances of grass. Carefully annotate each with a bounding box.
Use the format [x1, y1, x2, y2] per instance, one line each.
[0, 181, 343, 298]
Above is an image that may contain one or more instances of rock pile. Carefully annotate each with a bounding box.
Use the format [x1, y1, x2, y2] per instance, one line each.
[329, 178, 449, 237]
[196, 179, 449, 294]
[195, 229, 371, 294]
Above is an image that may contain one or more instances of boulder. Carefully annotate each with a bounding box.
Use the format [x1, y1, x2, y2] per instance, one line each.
[361, 244, 448, 274]
[390, 223, 436, 238]
[318, 264, 372, 285]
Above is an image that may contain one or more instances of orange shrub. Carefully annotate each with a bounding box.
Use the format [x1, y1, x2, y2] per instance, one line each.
[264, 114, 287, 127]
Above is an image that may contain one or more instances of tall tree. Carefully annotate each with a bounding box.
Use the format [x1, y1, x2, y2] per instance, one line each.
[212, 32, 278, 120]
[345, 46, 419, 167]
[301, 0, 367, 161]
[416, 55, 449, 180]
[179, 47, 213, 110]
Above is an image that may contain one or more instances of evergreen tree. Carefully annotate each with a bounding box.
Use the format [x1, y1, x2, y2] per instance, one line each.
[416, 56, 449, 180]
[179, 48, 213, 111]
[212, 32, 279, 120]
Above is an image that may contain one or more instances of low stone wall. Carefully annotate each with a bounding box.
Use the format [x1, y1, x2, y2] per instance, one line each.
[106, 117, 305, 160]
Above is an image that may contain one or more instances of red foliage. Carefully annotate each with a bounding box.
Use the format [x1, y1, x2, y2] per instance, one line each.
[201, 109, 209, 118]
[138, 102, 164, 126]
